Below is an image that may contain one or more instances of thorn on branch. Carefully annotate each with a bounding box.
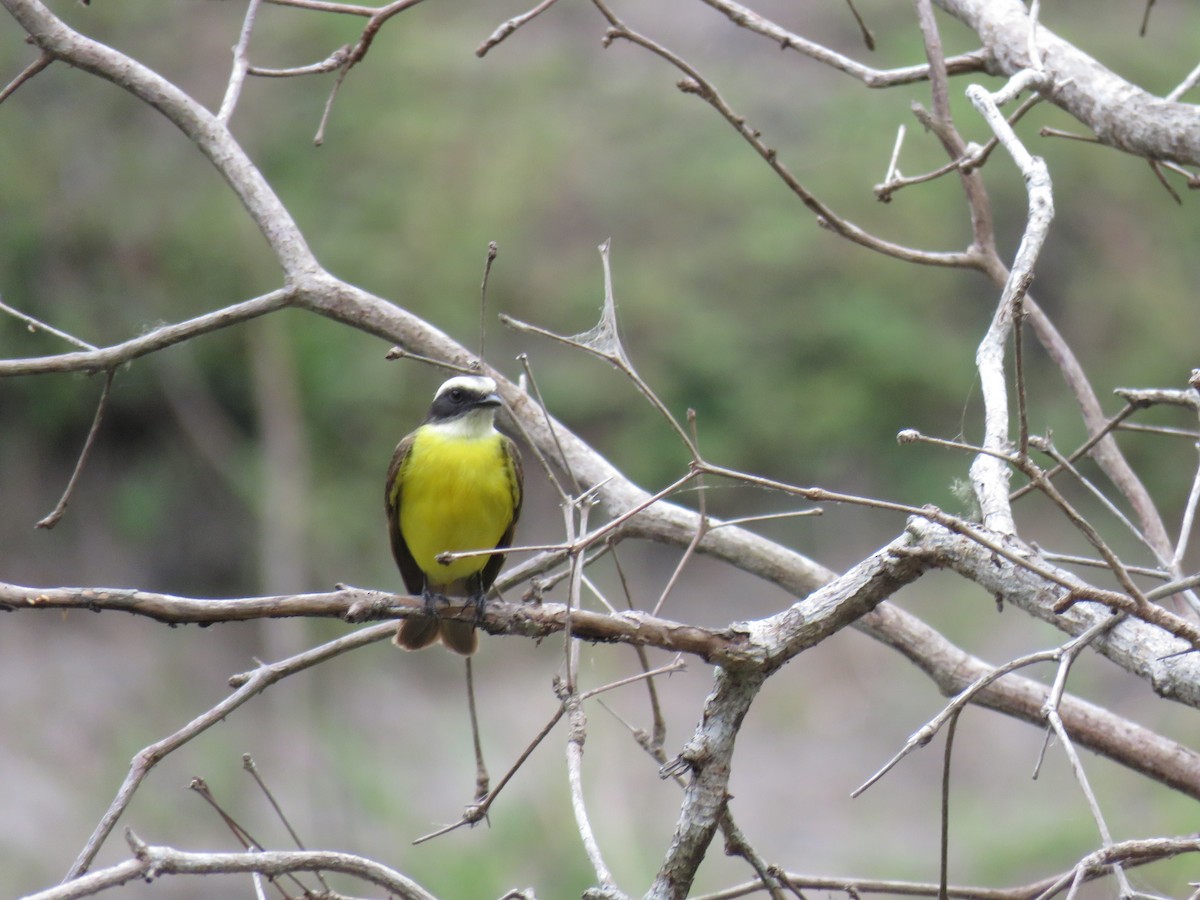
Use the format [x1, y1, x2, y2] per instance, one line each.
[125, 827, 149, 859]
[659, 755, 691, 779]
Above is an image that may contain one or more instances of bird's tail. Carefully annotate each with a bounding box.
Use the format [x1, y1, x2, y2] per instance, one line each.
[393, 617, 478, 655]
[439, 619, 479, 656]
[394, 617, 440, 651]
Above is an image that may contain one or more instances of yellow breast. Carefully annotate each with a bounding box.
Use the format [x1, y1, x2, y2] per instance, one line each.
[398, 426, 517, 586]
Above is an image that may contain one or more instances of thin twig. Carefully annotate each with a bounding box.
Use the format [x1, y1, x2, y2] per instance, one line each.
[477, 0, 565, 58]
[695, 0, 986, 88]
[939, 708, 961, 900]
[610, 546, 670, 752]
[1174, 445, 1200, 569]
[589, 1, 984, 271]
[717, 810, 787, 900]
[383, 345, 478, 375]
[512, 352, 577, 499]
[875, 93, 1041, 202]
[414, 706, 564, 844]
[1032, 440, 1155, 561]
[1013, 292, 1029, 457]
[1039, 552, 1166, 581]
[248, 45, 351, 77]
[1115, 422, 1200, 440]
[478, 240, 498, 365]
[36, 369, 115, 530]
[559, 679, 621, 895]
[0, 288, 294, 377]
[40, 833, 439, 900]
[914, 0, 951, 123]
[243, 754, 332, 893]
[413, 659, 686, 846]
[841, 0, 874, 50]
[1139, 0, 1156, 38]
[709, 509, 822, 529]
[506, 240, 702, 460]
[189, 778, 262, 852]
[652, 413, 709, 617]
[264, 0, 377, 14]
[853, 643, 1061, 798]
[1010, 403, 1138, 502]
[190, 774, 314, 900]
[881, 123, 906, 187]
[0, 49, 51, 104]
[64, 623, 395, 879]
[1167, 60, 1200, 101]
[218, 0, 263, 123]
[562, 493, 592, 693]
[0, 295, 96, 351]
[310, 0, 431, 145]
[1044, 708, 1133, 897]
[465, 658, 490, 803]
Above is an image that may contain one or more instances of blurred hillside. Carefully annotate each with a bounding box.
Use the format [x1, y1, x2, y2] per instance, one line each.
[2, 1, 1200, 897]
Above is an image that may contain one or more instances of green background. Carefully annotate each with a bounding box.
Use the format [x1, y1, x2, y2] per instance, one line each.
[2, 1, 1199, 896]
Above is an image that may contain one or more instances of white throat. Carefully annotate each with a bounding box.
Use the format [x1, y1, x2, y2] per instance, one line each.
[428, 408, 498, 440]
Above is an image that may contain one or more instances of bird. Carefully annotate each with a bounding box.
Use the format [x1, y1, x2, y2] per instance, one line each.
[385, 374, 523, 655]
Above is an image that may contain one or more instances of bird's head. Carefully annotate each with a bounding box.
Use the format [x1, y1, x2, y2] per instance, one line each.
[425, 375, 504, 436]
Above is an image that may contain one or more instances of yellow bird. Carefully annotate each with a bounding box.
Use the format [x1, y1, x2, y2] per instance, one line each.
[385, 375, 523, 654]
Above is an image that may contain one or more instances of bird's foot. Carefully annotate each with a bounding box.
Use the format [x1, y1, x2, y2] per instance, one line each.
[468, 593, 489, 627]
[420, 587, 447, 616]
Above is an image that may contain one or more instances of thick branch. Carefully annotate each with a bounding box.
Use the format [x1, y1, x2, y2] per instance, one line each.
[909, 518, 1200, 709]
[938, 0, 1200, 165]
[0, 581, 739, 664]
[649, 531, 934, 899]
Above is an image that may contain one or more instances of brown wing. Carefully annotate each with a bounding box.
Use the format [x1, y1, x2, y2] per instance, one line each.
[479, 434, 523, 594]
[384, 432, 426, 596]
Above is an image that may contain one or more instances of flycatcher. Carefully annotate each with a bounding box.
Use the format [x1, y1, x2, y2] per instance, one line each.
[385, 374, 523, 654]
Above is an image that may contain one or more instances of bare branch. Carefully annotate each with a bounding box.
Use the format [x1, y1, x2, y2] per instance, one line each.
[477, 0, 565, 58]
[0, 47, 50, 103]
[0, 295, 96, 351]
[0, 289, 294, 377]
[559, 681, 624, 897]
[2, 0, 319, 278]
[217, 0, 262, 123]
[907, 518, 1200, 708]
[937, 0, 1200, 166]
[63, 623, 395, 880]
[697, 0, 986, 88]
[247, 46, 351, 78]
[648, 531, 933, 898]
[858, 600, 1200, 802]
[35, 831, 437, 900]
[35, 369, 114, 529]
[590, 0, 985, 271]
[966, 69, 1053, 535]
[265, 0, 378, 14]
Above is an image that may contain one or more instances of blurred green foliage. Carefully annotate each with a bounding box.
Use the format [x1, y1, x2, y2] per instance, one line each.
[5, 1, 1198, 588]
[3, 1, 1200, 897]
